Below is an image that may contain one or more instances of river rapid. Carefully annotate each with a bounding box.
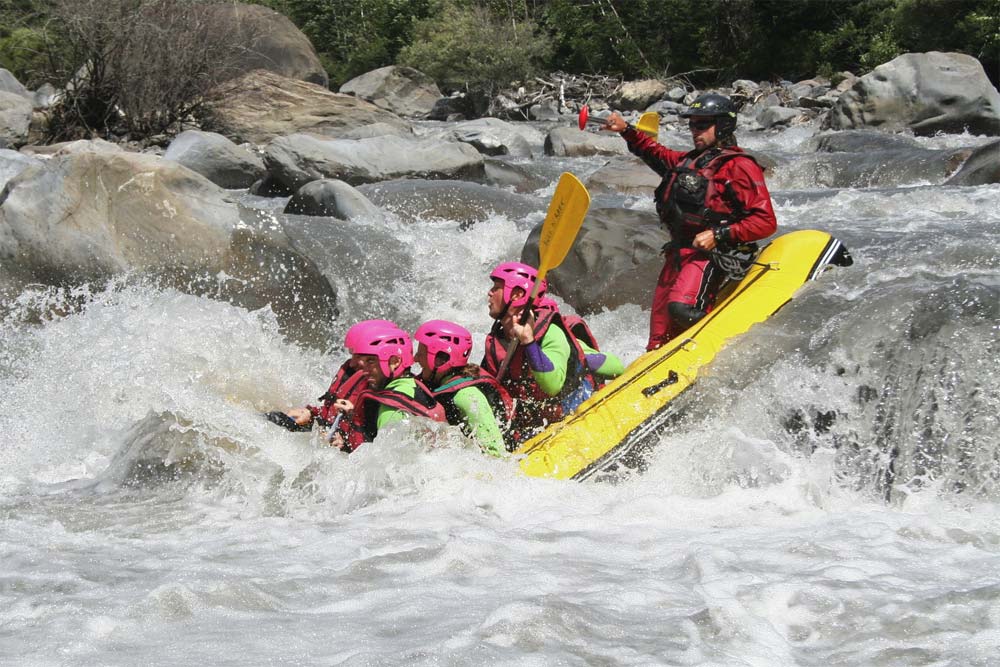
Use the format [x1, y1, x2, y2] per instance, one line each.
[1, 122, 999, 666]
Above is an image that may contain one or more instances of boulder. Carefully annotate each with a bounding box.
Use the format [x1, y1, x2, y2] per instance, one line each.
[828, 52, 1000, 136]
[340, 66, 442, 118]
[521, 207, 667, 313]
[611, 79, 668, 111]
[209, 3, 328, 86]
[284, 179, 386, 221]
[585, 156, 661, 197]
[262, 133, 485, 191]
[0, 147, 338, 345]
[0, 91, 32, 148]
[0, 69, 31, 99]
[444, 118, 539, 157]
[163, 130, 265, 189]
[757, 106, 801, 129]
[944, 140, 1000, 185]
[204, 69, 407, 145]
[544, 127, 628, 158]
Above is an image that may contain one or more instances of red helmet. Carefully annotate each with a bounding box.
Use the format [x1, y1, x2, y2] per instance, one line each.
[490, 261, 547, 309]
[344, 320, 412, 380]
[414, 320, 473, 376]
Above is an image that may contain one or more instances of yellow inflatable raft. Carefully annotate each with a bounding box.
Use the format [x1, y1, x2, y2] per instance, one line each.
[515, 229, 852, 480]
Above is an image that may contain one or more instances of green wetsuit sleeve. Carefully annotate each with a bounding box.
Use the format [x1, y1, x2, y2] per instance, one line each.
[452, 386, 506, 457]
[532, 325, 571, 396]
[579, 341, 625, 378]
[375, 377, 415, 430]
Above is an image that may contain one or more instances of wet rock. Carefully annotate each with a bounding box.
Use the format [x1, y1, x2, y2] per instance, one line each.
[284, 178, 385, 222]
[522, 207, 667, 313]
[944, 140, 1000, 185]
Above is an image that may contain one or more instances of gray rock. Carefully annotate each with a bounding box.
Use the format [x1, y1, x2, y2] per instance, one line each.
[340, 66, 442, 118]
[284, 179, 385, 221]
[263, 133, 485, 191]
[163, 130, 265, 189]
[0, 91, 32, 148]
[757, 106, 801, 128]
[340, 122, 415, 140]
[210, 3, 328, 86]
[483, 158, 550, 193]
[522, 207, 667, 313]
[0, 147, 338, 346]
[529, 101, 561, 121]
[828, 52, 1000, 136]
[944, 140, 1000, 185]
[0, 148, 40, 192]
[0, 69, 31, 99]
[666, 86, 688, 103]
[33, 83, 58, 109]
[612, 79, 669, 111]
[204, 69, 408, 145]
[585, 156, 661, 197]
[544, 127, 628, 157]
[446, 118, 539, 157]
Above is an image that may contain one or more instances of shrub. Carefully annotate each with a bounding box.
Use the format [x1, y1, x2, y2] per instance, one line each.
[43, 0, 260, 142]
[398, 2, 551, 99]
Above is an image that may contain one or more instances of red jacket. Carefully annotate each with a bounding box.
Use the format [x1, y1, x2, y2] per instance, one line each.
[622, 127, 777, 244]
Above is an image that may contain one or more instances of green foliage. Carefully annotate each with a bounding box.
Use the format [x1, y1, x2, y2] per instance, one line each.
[0, 0, 50, 86]
[398, 2, 551, 94]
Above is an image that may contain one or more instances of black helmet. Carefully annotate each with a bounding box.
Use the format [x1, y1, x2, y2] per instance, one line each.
[680, 93, 738, 138]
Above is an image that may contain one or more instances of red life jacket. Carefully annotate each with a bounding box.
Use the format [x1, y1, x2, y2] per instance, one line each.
[341, 376, 447, 452]
[432, 369, 517, 452]
[656, 147, 759, 242]
[308, 361, 369, 426]
[481, 309, 596, 441]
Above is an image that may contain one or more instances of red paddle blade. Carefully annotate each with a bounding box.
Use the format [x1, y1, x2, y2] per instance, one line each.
[577, 105, 589, 130]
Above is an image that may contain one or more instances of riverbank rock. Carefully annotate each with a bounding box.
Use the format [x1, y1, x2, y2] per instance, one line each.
[827, 52, 1000, 136]
[340, 66, 441, 118]
[163, 130, 265, 189]
[263, 133, 485, 191]
[0, 91, 32, 148]
[522, 207, 667, 313]
[203, 70, 407, 145]
[210, 3, 328, 87]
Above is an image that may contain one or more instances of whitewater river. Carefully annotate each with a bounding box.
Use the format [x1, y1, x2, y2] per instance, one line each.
[2, 121, 999, 666]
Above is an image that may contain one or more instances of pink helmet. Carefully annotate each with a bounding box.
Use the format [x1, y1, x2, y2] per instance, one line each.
[414, 320, 473, 376]
[344, 319, 413, 380]
[490, 261, 547, 309]
[344, 319, 398, 351]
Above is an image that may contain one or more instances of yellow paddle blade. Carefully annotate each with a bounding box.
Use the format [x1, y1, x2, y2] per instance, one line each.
[536, 172, 591, 283]
[637, 111, 660, 140]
